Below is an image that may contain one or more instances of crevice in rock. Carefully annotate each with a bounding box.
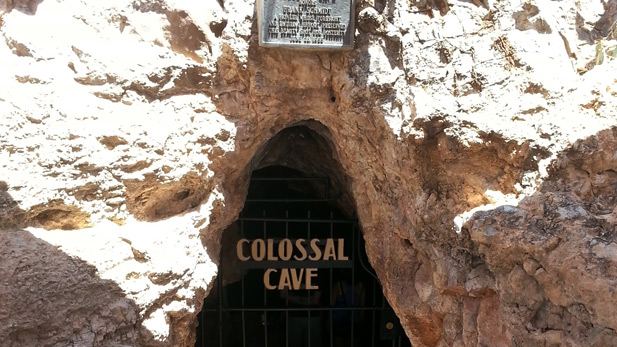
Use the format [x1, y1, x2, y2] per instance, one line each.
[209, 19, 227, 38]
[202, 120, 357, 263]
[165, 10, 210, 61]
[124, 172, 213, 222]
[492, 35, 522, 69]
[411, 118, 544, 220]
[411, 0, 450, 18]
[196, 120, 415, 346]
[0, 180, 24, 229]
[99, 135, 129, 150]
[249, 121, 356, 216]
[122, 65, 214, 102]
[513, 3, 552, 34]
[25, 200, 92, 230]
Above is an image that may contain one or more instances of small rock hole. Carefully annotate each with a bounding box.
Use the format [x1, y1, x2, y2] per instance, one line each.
[210, 19, 227, 38]
[175, 189, 191, 200]
[331, 96, 336, 102]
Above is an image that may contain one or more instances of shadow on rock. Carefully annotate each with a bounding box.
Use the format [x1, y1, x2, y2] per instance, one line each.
[0, 187, 162, 346]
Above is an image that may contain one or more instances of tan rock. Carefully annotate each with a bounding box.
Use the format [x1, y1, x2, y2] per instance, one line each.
[0, 0, 616, 346]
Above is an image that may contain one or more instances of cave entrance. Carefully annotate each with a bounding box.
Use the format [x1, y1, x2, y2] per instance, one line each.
[196, 164, 410, 347]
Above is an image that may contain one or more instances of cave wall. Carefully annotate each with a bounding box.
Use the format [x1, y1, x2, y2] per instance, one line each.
[1, 0, 617, 346]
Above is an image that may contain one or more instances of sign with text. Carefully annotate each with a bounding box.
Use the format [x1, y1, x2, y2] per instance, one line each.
[236, 238, 349, 290]
[257, 0, 354, 49]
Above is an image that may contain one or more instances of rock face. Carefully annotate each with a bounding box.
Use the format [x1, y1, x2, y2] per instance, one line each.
[1, 0, 617, 346]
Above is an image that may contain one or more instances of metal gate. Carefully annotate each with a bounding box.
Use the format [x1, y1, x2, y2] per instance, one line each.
[196, 174, 410, 347]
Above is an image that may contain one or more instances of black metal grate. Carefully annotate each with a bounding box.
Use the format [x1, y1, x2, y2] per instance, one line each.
[196, 174, 410, 347]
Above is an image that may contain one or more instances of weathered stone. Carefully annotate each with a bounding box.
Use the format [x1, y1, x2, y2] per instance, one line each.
[464, 265, 494, 297]
[1, 0, 617, 346]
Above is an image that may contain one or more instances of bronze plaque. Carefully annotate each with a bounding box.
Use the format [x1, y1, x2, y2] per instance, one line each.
[257, 0, 354, 50]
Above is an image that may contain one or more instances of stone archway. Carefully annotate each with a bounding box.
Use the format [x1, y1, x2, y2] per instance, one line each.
[197, 121, 414, 346]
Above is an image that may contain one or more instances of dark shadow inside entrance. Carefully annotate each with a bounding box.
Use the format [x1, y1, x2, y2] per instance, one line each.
[196, 165, 410, 347]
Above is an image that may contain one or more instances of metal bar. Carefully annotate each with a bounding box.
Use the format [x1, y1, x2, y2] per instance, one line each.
[329, 302, 333, 347]
[241, 214, 247, 347]
[241, 281, 246, 347]
[372, 278, 376, 347]
[222, 307, 385, 312]
[264, 310, 268, 347]
[285, 209, 289, 247]
[285, 209, 289, 347]
[308, 310, 311, 347]
[307, 209, 311, 347]
[237, 260, 353, 269]
[325, 178, 329, 200]
[239, 217, 355, 223]
[329, 211, 334, 347]
[351, 223, 356, 347]
[371, 309, 376, 347]
[263, 209, 268, 347]
[200, 311, 204, 347]
[250, 177, 329, 181]
[245, 195, 342, 203]
[238, 238, 340, 245]
[218, 272, 223, 347]
[207, 175, 395, 347]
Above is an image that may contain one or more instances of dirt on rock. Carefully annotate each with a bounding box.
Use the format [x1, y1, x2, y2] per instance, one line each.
[1, 0, 617, 346]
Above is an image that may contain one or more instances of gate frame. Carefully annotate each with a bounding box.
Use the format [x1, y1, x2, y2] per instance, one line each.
[196, 175, 408, 347]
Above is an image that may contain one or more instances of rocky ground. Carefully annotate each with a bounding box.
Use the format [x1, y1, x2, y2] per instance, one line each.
[1, 0, 616, 345]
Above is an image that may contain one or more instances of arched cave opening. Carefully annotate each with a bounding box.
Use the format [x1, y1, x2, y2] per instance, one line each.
[195, 123, 410, 347]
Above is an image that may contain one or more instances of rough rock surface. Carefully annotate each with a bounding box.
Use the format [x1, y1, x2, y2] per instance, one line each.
[1, 0, 616, 346]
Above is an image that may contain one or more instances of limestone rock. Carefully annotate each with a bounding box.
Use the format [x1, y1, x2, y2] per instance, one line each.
[1, 0, 616, 346]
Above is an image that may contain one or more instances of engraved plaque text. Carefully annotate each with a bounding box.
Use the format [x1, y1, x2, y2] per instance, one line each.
[258, 0, 354, 49]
